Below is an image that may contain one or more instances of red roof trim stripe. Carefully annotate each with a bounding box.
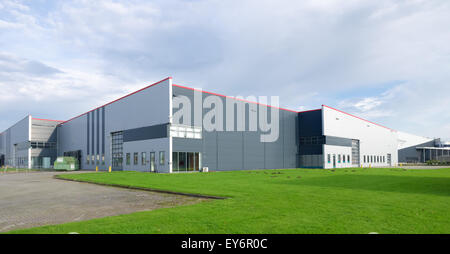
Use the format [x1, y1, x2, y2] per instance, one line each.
[172, 84, 299, 113]
[59, 77, 172, 125]
[322, 105, 396, 131]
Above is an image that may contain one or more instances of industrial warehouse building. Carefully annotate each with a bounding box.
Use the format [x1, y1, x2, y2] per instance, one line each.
[0, 77, 448, 172]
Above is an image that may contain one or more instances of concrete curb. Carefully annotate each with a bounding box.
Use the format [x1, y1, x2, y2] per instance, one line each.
[53, 175, 228, 200]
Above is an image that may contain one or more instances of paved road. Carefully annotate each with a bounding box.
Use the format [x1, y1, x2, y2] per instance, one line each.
[0, 171, 202, 232]
[399, 166, 450, 170]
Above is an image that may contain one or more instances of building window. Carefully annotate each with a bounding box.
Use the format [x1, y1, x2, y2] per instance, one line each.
[170, 125, 202, 139]
[172, 152, 201, 172]
[327, 154, 331, 163]
[102, 154, 105, 165]
[111, 131, 123, 168]
[96, 154, 100, 165]
[31, 141, 56, 149]
[87, 155, 90, 165]
[126, 153, 130, 165]
[150, 152, 156, 171]
[134, 152, 138, 165]
[159, 151, 165, 165]
[91, 155, 95, 164]
[338, 154, 341, 163]
[142, 152, 147, 165]
[343, 155, 346, 163]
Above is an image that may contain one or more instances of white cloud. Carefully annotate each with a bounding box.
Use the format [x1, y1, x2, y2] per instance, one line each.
[0, 0, 449, 137]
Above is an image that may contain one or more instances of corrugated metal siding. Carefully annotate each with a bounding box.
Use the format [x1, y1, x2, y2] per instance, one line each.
[202, 131, 218, 171]
[58, 79, 172, 171]
[283, 110, 298, 168]
[172, 86, 299, 171]
[243, 131, 265, 170]
[217, 131, 243, 170]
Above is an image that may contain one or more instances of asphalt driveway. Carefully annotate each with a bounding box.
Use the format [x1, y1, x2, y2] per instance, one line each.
[0, 171, 202, 232]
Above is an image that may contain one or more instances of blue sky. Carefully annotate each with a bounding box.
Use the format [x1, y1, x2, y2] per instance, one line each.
[0, 0, 449, 140]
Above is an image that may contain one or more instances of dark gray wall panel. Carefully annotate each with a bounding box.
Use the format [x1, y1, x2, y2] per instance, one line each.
[217, 131, 243, 171]
[91, 111, 94, 155]
[172, 138, 202, 152]
[298, 110, 323, 157]
[299, 144, 323, 155]
[96, 109, 100, 155]
[264, 135, 284, 169]
[202, 131, 217, 171]
[325, 136, 352, 147]
[298, 110, 322, 137]
[243, 131, 265, 170]
[86, 113, 90, 155]
[282, 110, 298, 168]
[102, 107, 105, 154]
[123, 124, 168, 142]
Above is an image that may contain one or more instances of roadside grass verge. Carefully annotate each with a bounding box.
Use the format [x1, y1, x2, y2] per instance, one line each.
[7, 167, 450, 234]
[1, 168, 38, 173]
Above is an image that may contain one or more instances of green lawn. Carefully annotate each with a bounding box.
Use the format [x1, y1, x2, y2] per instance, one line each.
[8, 167, 450, 234]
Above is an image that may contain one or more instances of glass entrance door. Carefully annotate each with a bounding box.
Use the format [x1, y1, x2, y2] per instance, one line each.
[172, 152, 201, 172]
[150, 152, 155, 172]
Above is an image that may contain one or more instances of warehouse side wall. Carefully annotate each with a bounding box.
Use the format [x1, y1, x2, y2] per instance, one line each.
[397, 131, 435, 163]
[0, 116, 30, 168]
[58, 78, 172, 172]
[322, 105, 398, 169]
[171, 85, 298, 171]
[298, 110, 323, 168]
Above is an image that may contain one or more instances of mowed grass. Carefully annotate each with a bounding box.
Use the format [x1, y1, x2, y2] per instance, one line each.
[8, 167, 450, 234]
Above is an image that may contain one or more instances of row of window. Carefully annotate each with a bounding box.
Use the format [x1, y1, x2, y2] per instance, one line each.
[125, 151, 165, 166]
[86, 152, 166, 167]
[86, 154, 105, 165]
[31, 141, 56, 149]
[327, 154, 351, 164]
[327, 154, 388, 164]
[300, 136, 325, 145]
[363, 155, 386, 164]
[170, 125, 202, 139]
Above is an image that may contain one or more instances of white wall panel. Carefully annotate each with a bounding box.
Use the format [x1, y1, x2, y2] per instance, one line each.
[323, 106, 398, 167]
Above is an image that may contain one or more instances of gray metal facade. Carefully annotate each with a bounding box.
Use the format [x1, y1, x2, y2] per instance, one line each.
[57, 78, 172, 172]
[1, 77, 413, 171]
[0, 116, 59, 168]
[172, 86, 299, 171]
[0, 116, 30, 168]
[398, 139, 436, 163]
